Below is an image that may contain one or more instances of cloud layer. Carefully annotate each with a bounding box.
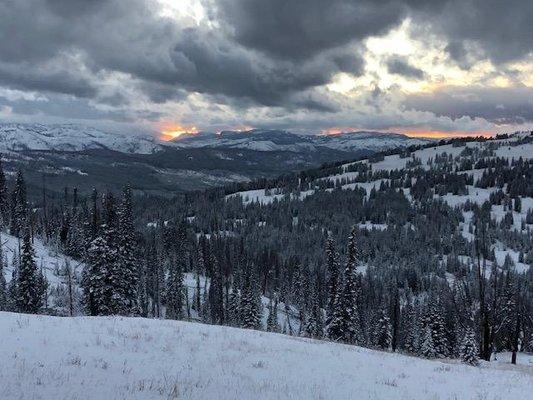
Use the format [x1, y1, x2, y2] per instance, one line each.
[0, 0, 531, 135]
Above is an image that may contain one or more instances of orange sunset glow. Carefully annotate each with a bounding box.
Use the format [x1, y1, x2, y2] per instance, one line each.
[397, 130, 494, 139]
[319, 127, 494, 139]
[160, 123, 199, 141]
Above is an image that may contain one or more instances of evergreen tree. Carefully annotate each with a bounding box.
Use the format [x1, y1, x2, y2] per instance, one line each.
[304, 293, 324, 339]
[428, 305, 449, 358]
[0, 156, 7, 224]
[325, 235, 340, 326]
[402, 302, 419, 353]
[420, 326, 437, 358]
[10, 170, 27, 237]
[0, 240, 7, 311]
[266, 297, 280, 333]
[227, 285, 241, 326]
[166, 256, 184, 320]
[375, 307, 392, 350]
[85, 235, 111, 315]
[115, 185, 139, 315]
[208, 255, 225, 324]
[459, 327, 479, 366]
[16, 230, 44, 313]
[241, 267, 261, 329]
[327, 227, 361, 344]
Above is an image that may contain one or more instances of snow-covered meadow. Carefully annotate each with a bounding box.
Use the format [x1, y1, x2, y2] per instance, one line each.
[0, 312, 531, 400]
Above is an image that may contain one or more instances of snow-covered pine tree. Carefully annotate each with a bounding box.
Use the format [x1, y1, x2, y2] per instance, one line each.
[0, 240, 7, 310]
[459, 327, 479, 366]
[240, 267, 261, 329]
[428, 304, 449, 358]
[304, 292, 324, 339]
[86, 235, 111, 316]
[10, 170, 27, 237]
[16, 229, 44, 313]
[116, 185, 139, 315]
[266, 297, 280, 333]
[0, 156, 7, 224]
[325, 234, 340, 326]
[208, 254, 225, 324]
[327, 227, 361, 344]
[420, 325, 437, 358]
[374, 307, 392, 350]
[402, 302, 419, 354]
[227, 285, 241, 326]
[166, 256, 184, 320]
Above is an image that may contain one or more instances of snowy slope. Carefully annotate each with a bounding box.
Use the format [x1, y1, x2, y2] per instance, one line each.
[225, 133, 533, 273]
[0, 312, 530, 400]
[0, 123, 161, 154]
[171, 129, 431, 153]
[1, 231, 84, 314]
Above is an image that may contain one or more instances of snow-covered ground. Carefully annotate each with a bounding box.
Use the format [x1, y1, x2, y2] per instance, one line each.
[1, 232, 83, 287]
[0, 312, 530, 400]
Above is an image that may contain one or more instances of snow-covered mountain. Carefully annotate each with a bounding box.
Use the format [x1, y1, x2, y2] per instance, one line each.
[0, 123, 432, 156]
[0, 312, 530, 400]
[171, 129, 432, 152]
[0, 123, 161, 154]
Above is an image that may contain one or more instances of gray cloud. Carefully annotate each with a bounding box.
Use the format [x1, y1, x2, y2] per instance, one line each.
[216, 0, 407, 60]
[0, 0, 530, 133]
[404, 86, 533, 124]
[413, 0, 533, 64]
[386, 56, 425, 79]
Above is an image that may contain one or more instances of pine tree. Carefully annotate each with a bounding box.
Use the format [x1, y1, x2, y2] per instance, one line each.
[459, 327, 479, 366]
[375, 307, 392, 350]
[0, 240, 7, 311]
[0, 156, 7, 224]
[420, 325, 436, 358]
[115, 185, 139, 315]
[266, 298, 280, 333]
[227, 286, 241, 326]
[17, 230, 44, 313]
[403, 304, 419, 354]
[208, 254, 225, 324]
[10, 170, 27, 237]
[327, 227, 361, 344]
[304, 294, 324, 339]
[428, 305, 449, 358]
[166, 257, 184, 320]
[241, 267, 261, 329]
[86, 235, 111, 315]
[325, 235, 340, 326]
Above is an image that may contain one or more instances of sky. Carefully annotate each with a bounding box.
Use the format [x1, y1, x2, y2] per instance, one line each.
[0, 0, 531, 139]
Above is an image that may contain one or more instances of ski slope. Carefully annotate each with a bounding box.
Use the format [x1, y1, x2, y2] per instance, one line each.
[0, 312, 530, 400]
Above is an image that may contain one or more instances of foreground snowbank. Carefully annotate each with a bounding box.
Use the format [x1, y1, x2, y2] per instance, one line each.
[0, 312, 531, 400]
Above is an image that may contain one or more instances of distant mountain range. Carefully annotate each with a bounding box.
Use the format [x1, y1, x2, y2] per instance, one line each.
[170, 129, 431, 152]
[0, 123, 434, 195]
[0, 124, 431, 154]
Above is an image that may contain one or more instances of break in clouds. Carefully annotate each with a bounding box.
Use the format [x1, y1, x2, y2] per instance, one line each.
[0, 0, 531, 135]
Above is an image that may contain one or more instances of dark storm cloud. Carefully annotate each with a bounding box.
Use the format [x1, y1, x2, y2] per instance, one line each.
[168, 28, 361, 108]
[0, 0, 531, 128]
[413, 0, 533, 64]
[0, 0, 366, 111]
[0, 94, 133, 122]
[386, 56, 425, 79]
[216, 0, 407, 60]
[404, 86, 533, 124]
[0, 62, 97, 98]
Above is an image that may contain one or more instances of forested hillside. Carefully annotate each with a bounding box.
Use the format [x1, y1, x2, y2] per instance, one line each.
[0, 131, 532, 370]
